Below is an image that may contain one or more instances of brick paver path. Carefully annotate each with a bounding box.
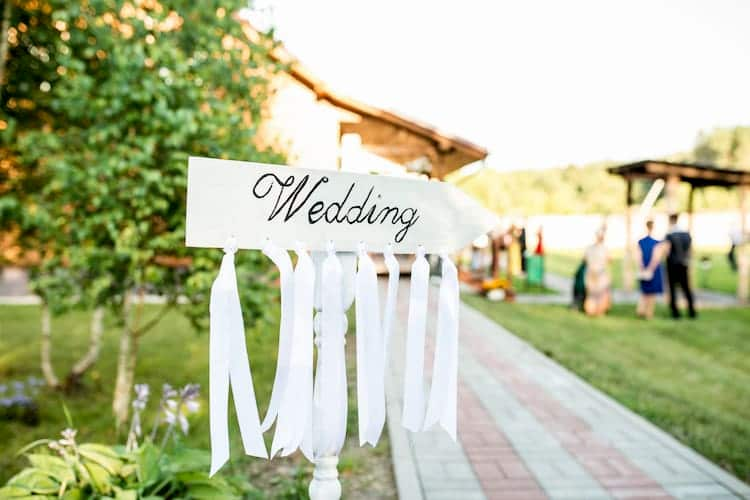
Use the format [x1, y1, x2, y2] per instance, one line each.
[386, 280, 750, 500]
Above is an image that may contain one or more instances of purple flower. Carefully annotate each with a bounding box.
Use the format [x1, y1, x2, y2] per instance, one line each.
[132, 384, 150, 411]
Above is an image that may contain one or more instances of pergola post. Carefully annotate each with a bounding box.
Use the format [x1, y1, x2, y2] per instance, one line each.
[687, 184, 696, 289]
[739, 185, 749, 302]
[687, 184, 695, 234]
[622, 179, 635, 292]
[665, 174, 680, 215]
[607, 160, 750, 300]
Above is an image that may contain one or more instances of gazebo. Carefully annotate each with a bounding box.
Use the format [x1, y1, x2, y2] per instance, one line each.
[608, 160, 750, 301]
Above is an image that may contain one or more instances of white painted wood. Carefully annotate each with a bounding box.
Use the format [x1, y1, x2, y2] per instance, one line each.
[739, 186, 749, 302]
[309, 456, 342, 500]
[185, 156, 498, 254]
[307, 251, 355, 500]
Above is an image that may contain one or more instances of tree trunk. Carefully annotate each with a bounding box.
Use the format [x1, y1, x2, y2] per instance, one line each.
[112, 295, 137, 429]
[66, 307, 105, 388]
[0, 0, 12, 92]
[40, 303, 59, 388]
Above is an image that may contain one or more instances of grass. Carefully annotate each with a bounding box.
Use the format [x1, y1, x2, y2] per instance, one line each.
[545, 248, 737, 294]
[0, 305, 396, 498]
[462, 294, 750, 484]
[511, 276, 557, 295]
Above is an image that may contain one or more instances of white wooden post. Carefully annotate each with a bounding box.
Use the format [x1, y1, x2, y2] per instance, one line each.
[184, 157, 499, 490]
[309, 251, 357, 500]
[665, 174, 680, 214]
[739, 186, 749, 303]
[622, 179, 635, 292]
[309, 456, 342, 500]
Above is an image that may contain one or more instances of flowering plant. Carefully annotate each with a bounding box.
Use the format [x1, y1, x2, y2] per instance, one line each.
[0, 377, 44, 426]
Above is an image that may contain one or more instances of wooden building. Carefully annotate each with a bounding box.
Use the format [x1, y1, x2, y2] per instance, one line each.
[239, 20, 488, 180]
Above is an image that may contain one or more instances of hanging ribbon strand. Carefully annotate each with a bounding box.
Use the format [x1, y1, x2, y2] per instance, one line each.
[313, 242, 349, 457]
[423, 254, 459, 441]
[382, 244, 400, 369]
[261, 239, 295, 435]
[402, 246, 429, 432]
[355, 243, 386, 446]
[209, 238, 267, 477]
[272, 244, 315, 459]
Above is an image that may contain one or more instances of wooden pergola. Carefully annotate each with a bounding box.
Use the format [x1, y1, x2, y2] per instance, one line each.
[608, 160, 750, 301]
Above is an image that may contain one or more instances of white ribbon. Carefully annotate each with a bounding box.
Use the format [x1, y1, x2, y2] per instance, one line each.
[261, 239, 294, 434]
[382, 244, 400, 369]
[209, 238, 267, 477]
[423, 254, 459, 440]
[272, 244, 315, 459]
[402, 246, 429, 432]
[355, 243, 386, 446]
[313, 242, 349, 457]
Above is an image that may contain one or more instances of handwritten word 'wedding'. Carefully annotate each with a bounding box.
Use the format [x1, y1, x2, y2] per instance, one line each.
[251, 173, 420, 243]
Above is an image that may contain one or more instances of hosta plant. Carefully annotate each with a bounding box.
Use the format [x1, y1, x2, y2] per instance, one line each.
[1, 382, 259, 499]
[1, 431, 254, 498]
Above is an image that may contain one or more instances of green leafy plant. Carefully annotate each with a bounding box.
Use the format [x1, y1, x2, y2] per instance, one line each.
[1, 381, 260, 498]
[0, 430, 256, 499]
[2, 0, 286, 417]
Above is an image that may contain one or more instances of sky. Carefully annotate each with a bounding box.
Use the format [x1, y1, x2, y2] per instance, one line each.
[256, 0, 750, 170]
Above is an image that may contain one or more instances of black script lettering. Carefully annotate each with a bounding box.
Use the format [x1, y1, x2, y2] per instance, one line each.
[370, 206, 400, 225]
[324, 183, 354, 223]
[394, 208, 420, 243]
[251, 173, 420, 243]
[308, 201, 326, 223]
[345, 187, 374, 224]
[252, 173, 328, 222]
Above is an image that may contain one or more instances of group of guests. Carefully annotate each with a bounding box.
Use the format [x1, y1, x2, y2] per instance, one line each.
[468, 224, 543, 279]
[579, 213, 696, 319]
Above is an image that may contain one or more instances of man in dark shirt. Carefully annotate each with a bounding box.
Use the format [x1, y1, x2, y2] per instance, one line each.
[664, 213, 696, 318]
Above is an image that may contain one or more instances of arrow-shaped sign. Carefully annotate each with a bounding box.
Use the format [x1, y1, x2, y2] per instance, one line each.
[186, 156, 498, 254]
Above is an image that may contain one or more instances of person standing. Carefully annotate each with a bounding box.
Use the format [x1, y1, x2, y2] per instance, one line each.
[728, 227, 742, 272]
[519, 225, 528, 273]
[534, 226, 544, 256]
[664, 213, 696, 318]
[583, 226, 611, 316]
[507, 225, 522, 277]
[636, 220, 665, 319]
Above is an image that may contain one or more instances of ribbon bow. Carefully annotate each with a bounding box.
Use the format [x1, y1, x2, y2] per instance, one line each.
[209, 238, 267, 476]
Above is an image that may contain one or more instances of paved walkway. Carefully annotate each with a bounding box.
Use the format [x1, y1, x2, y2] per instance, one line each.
[513, 272, 740, 308]
[386, 281, 750, 500]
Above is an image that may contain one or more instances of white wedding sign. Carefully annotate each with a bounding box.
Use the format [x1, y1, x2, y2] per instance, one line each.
[186, 156, 498, 500]
[185, 156, 498, 253]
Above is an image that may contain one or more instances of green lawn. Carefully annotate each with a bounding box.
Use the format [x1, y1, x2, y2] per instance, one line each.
[0, 305, 395, 497]
[463, 295, 750, 484]
[511, 276, 557, 295]
[545, 248, 737, 294]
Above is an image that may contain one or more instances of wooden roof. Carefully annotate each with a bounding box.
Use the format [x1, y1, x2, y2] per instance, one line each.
[238, 19, 488, 178]
[608, 160, 750, 188]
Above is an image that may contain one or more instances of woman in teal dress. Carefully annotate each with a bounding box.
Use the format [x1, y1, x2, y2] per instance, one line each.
[636, 220, 665, 319]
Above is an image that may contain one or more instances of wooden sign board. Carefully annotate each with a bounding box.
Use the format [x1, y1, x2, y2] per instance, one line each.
[185, 156, 499, 254]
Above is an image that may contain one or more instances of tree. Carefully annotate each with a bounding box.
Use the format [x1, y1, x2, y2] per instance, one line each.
[4, 0, 284, 424]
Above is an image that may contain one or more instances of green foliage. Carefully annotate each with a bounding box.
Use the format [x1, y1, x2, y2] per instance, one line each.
[3, 0, 285, 326]
[0, 306, 396, 497]
[452, 126, 750, 216]
[0, 437, 257, 499]
[451, 162, 625, 216]
[691, 126, 750, 170]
